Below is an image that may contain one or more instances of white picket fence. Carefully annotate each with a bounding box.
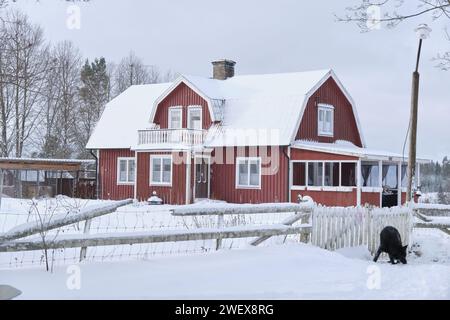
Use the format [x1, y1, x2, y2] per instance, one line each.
[311, 206, 413, 254]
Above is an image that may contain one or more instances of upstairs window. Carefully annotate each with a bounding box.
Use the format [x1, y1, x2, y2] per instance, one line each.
[318, 104, 334, 136]
[117, 157, 135, 184]
[168, 107, 182, 129]
[188, 106, 202, 130]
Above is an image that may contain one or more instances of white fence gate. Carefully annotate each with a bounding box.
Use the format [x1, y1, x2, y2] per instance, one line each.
[311, 206, 413, 254]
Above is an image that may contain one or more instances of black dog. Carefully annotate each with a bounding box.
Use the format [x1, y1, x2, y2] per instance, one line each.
[373, 226, 408, 264]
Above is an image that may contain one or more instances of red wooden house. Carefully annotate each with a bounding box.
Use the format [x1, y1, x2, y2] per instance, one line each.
[86, 60, 426, 207]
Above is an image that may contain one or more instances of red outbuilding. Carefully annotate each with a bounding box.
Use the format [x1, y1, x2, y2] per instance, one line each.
[86, 60, 426, 207]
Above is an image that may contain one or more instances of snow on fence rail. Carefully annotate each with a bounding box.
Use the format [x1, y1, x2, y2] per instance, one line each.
[311, 206, 413, 254]
[413, 204, 450, 236]
[0, 200, 313, 269]
[0, 198, 415, 269]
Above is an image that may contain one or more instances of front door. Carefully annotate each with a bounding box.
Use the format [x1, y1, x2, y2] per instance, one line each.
[195, 157, 209, 199]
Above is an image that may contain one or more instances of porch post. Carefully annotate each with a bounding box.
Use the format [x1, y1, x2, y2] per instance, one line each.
[133, 152, 138, 200]
[185, 151, 191, 204]
[0, 169, 4, 209]
[378, 160, 383, 207]
[356, 159, 361, 206]
[397, 161, 402, 206]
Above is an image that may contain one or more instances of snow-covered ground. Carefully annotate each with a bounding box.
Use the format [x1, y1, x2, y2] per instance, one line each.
[1, 228, 449, 300]
[1, 196, 449, 299]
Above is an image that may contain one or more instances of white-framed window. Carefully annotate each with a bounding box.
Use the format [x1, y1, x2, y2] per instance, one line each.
[236, 157, 261, 188]
[168, 106, 182, 129]
[117, 157, 135, 184]
[318, 104, 334, 136]
[150, 155, 172, 186]
[187, 106, 202, 130]
[291, 161, 357, 188]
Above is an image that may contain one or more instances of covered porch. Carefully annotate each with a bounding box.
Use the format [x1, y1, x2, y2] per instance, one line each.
[289, 141, 429, 207]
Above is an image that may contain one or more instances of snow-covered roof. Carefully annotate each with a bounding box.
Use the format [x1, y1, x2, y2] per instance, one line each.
[291, 140, 430, 163]
[150, 69, 364, 147]
[87, 69, 366, 149]
[86, 83, 171, 149]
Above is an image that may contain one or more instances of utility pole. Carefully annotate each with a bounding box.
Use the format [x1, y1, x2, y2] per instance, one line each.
[406, 24, 431, 203]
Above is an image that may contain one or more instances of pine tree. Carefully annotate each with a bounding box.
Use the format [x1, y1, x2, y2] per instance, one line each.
[77, 57, 111, 158]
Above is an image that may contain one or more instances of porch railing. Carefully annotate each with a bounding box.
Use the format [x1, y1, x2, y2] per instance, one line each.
[138, 128, 206, 146]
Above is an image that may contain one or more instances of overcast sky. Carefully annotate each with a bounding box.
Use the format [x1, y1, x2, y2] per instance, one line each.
[11, 0, 450, 161]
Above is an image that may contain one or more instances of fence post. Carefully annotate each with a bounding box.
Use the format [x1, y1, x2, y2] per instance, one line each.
[216, 213, 224, 250]
[79, 219, 92, 262]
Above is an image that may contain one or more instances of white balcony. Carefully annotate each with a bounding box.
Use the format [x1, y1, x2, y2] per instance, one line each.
[138, 128, 206, 147]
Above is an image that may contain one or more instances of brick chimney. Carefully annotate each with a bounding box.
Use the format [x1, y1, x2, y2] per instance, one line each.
[212, 59, 236, 80]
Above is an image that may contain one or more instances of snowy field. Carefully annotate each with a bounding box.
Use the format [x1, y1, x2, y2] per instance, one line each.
[0, 228, 449, 299]
[1, 196, 449, 299]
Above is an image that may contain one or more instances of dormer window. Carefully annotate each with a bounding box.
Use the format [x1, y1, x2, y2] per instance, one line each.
[168, 106, 182, 129]
[187, 106, 202, 130]
[318, 104, 334, 137]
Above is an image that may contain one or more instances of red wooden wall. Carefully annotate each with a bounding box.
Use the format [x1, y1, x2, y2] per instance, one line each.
[290, 148, 358, 161]
[291, 189, 357, 207]
[296, 77, 363, 147]
[153, 82, 213, 129]
[210, 146, 289, 204]
[361, 192, 380, 207]
[136, 151, 187, 205]
[99, 149, 134, 200]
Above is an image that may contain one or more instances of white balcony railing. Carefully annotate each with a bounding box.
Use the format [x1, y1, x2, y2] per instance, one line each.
[138, 128, 206, 146]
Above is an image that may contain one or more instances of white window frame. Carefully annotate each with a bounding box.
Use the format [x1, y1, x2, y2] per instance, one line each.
[187, 105, 203, 130]
[117, 157, 135, 185]
[317, 103, 334, 137]
[235, 157, 262, 189]
[168, 106, 183, 129]
[290, 160, 357, 192]
[150, 155, 173, 186]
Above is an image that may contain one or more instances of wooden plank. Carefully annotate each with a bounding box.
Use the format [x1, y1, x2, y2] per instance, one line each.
[171, 203, 314, 217]
[0, 225, 312, 252]
[250, 212, 310, 246]
[0, 162, 81, 171]
[0, 199, 133, 243]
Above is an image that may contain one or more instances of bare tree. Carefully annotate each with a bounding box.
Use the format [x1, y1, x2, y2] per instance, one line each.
[337, 0, 450, 68]
[1, 11, 49, 158]
[113, 51, 161, 96]
[39, 41, 81, 159]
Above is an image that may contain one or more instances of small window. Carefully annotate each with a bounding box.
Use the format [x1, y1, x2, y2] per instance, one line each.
[292, 162, 306, 186]
[361, 161, 380, 187]
[150, 156, 172, 185]
[117, 158, 135, 184]
[236, 157, 261, 188]
[341, 162, 357, 187]
[168, 107, 182, 129]
[324, 162, 340, 187]
[382, 164, 398, 189]
[401, 164, 408, 188]
[188, 106, 202, 130]
[318, 104, 334, 136]
[308, 162, 323, 186]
